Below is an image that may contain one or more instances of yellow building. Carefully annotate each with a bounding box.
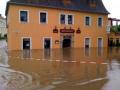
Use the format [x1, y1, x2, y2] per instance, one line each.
[6, 0, 109, 50]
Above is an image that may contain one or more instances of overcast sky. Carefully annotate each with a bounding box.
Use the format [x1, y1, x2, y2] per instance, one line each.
[0, 0, 120, 18]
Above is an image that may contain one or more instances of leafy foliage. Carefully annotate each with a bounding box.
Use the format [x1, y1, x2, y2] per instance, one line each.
[111, 25, 120, 32]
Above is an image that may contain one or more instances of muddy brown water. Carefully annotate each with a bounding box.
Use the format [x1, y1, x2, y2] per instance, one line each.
[0, 47, 120, 90]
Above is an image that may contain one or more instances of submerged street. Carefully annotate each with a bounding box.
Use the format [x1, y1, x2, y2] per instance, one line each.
[0, 47, 120, 90]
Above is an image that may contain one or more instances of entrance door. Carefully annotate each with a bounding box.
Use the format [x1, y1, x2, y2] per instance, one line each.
[23, 38, 30, 50]
[62, 36, 71, 48]
[98, 38, 103, 48]
[109, 38, 114, 46]
[44, 38, 51, 49]
[116, 38, 119, 46]
[85, 38, 90, 48]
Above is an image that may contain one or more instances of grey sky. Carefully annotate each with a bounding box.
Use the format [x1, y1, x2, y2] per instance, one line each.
[0, 0, 120, 18]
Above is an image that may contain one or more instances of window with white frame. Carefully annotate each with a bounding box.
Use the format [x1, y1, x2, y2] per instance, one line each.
[68, 15, 73, 24]
[60, 14, 74, 25]
[85, 16, 91, 26]
[98, 17, 103, 27]
[60, 14, 66, 24]
[20, 10, 28, 23]
[40, 12, 47, 24]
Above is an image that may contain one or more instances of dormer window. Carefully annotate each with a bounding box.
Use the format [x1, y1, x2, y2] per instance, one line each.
[90, 0, 96, 7]
[62, 0, 72, 5]
[90, 0, 96, 3]
[86, 0, 96, 8]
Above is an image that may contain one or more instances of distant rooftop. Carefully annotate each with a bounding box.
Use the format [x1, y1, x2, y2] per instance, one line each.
[6, 0, 109, 15]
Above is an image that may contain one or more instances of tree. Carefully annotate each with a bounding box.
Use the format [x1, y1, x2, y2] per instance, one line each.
[111, 25, 120, 32]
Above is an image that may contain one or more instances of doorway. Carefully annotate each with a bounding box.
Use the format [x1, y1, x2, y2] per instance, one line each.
[116, 38, 119, 46]
[44, 38, 51, 49]
[85, 38, 90, 48]
[98, 38, 103, 48]
[62, 36, 71, 48]
[109, 38, 114, 46]
[23, 38, 31, 50]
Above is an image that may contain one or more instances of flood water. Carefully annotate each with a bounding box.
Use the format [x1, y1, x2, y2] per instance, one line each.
[0, 47, 120, 90]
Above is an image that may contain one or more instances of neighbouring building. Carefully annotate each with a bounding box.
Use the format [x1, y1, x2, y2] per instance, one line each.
[108, 18, 120, 46]
[0, 14, 7, 38]
[6, 0, 109, 50]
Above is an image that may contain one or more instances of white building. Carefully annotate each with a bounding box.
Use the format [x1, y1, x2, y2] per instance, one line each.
[0, 14, 7, 37]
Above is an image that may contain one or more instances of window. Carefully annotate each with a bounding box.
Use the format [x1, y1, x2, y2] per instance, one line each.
[22, 37, 32, 50]
[60, 14, 66, 24]
[20, 11, 28, 22]
[60, 14, 74, 25]
[40, 12, 47, 24]
[85, 38, 91, 48]
[90, 0, 96, 3]
[86, 0, 96, 4]
[98, 38, 103, 48]
[85, 16, 91, 26]
[86, 0, 96, 7]
[98, 17, 103, 27]
[68, 15, 73, 24]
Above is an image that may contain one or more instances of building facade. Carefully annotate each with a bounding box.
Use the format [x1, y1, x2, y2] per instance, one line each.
[108, 32, 120, 46]
[107, 18, 120, 47]
[0, 14, 7, 38]
[6, 0, 109, 50]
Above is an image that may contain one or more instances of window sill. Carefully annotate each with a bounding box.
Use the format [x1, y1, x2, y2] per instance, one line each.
[39, 22, 48, 25]
[20, 22, 28, 24]
[98, 26, 103, 28]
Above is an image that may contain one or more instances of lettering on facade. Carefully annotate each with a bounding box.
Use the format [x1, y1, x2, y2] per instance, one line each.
[60, 29, 75, 33]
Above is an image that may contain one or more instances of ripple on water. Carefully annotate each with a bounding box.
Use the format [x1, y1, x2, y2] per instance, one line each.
[0, 67, 41, 90]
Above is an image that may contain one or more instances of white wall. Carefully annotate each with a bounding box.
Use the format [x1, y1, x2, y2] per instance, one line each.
[0, 18, 7, 37]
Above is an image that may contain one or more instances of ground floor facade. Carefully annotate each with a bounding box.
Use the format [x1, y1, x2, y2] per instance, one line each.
[8, 31, 108, 50]
[108, 32, 120, 47]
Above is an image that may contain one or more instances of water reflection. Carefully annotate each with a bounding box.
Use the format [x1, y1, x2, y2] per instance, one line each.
[0, 48, 41, 90]
[43, 49, 52, 60]
[62, 48, 73, 61]
[102, 60, 120, 90]
[22, 50, 32, 59]
[1, 47, 120, 90]
[97, 48, 103, 57]
[84, 48, 90, 57]
[0, 48, 9, 67]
